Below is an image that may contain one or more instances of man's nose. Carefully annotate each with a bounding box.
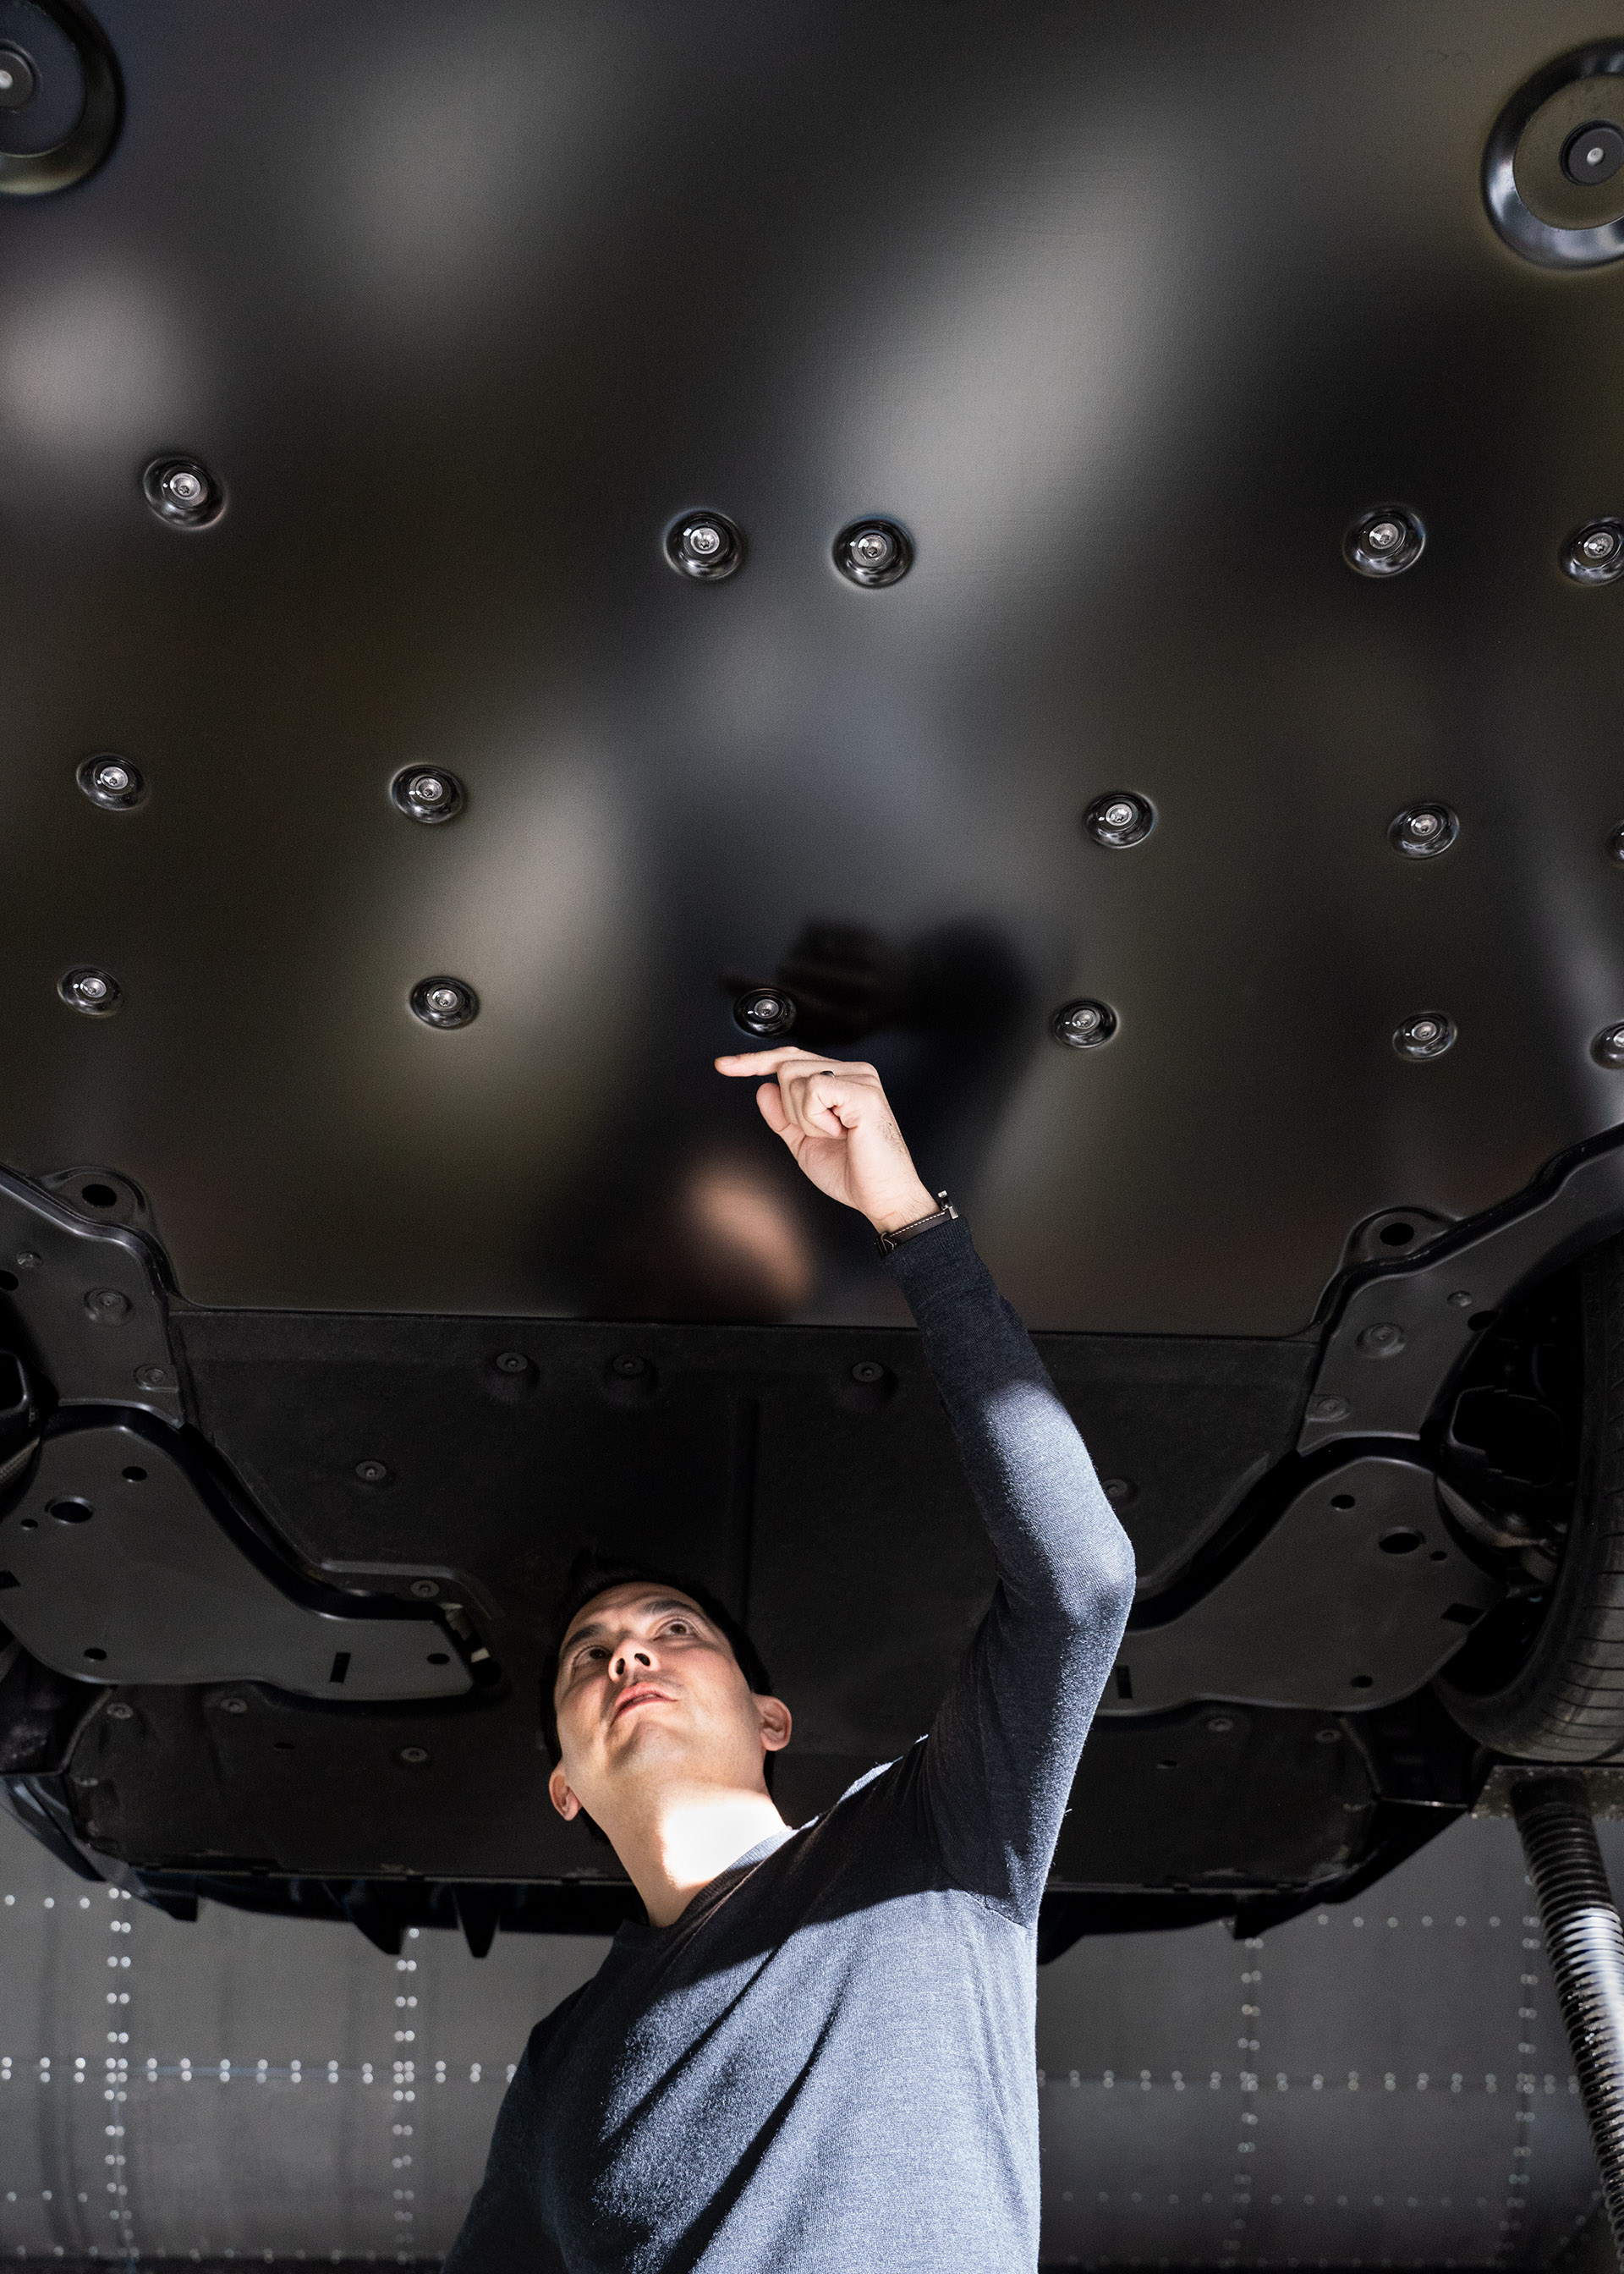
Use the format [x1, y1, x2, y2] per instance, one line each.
[612, 1648, 653, 1678]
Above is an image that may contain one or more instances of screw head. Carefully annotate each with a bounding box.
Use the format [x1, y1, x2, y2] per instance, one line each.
[1051, 998, 1118, 1049]
[1206, 1715, 1235, 1733]
[851, 1360, 886, 1383]
[409, 975, 478, 1029]
[1345, 506, 1424, 578]
[1394, 1011, 1456, 1060]
[1564, 520, 1624, 585]
[1594, 1024, 1624, 1068]
[1084, 791, 1155, 849]
[143, 456, 222, 529]
[59, 967, 122, 1018]
[105, 1703, 134, 1722]
[0, 46, 38, 110]
[494, 1350, 528, 1374]
[1305, 1394, 1350, 1422]
[76, 756, 147, 812]
[390, 767, 464, 824]
[397, 1746, 431, 1766]
[85, 1288, 130, 1323]
[14, 1251, 39, 1271]
[219, 1697, 249, 1715]
[1389, 804, 1459, 860]
[612, 1354, 646, 1378]
[1356, 1321, 1407, 1357]
[834, 518, 912, 587]
[1562, 120, 1624, 187]
[354, 1458, 390, 1485]
[134, 1365, 172, 1390]
[409, 1579, 440, 1599]
[667, 512, 743, 581]
[732, 987, 797, 1039]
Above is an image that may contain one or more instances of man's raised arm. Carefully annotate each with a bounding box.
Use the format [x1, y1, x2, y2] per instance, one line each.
[716, 1047, 1136, 1922]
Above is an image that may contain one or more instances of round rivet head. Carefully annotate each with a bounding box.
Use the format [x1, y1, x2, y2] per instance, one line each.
[219, 1696, 249, 1715]
[409, 1579, 440, 1599]
[77, 756, 146, 811]
[494, 1350, 528, 1375]
[1051, 998, 1118, 1049]
[59, 967, 121, 1018]
[1563, 519, 1624, 584]
[834, 518, 913, 587]
[1594, 1024, 1624, 1068]
[398, 1746, 431, 1766]
[1563, 121, 1624, 186]
[1084, 792, 1155, 849]
[1344, 506, 1424, 578]
[142, 456, 224, 530]
[1390, 804, 1458, 858]
[1394, 1011, 1456, 1060]
[732, 987, 797, 1038]
[1356, 1321, 1407, 1358]
[134, 1364, 171, 1390]
[851, 1360, 885, 1384]
[409, 975, 478, 1029]
[390, 767, 464, 825]
[666, 512, 744, 581]
[105, 1702, 134, 1722]
[0, 45, 38, 110]
[84, 1288, 130, 1324]
[354, 1458, 390, 1485]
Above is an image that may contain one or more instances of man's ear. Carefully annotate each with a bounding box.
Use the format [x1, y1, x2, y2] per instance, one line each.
[548, 1762, 583, 1821]
[755, 1694, 793, 1755]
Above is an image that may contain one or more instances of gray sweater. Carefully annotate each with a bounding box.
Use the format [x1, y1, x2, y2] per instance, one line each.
[443, 1217, 1135, 2272]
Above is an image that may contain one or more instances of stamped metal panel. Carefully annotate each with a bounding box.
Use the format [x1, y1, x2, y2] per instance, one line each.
[2, 3, 1624, 1331]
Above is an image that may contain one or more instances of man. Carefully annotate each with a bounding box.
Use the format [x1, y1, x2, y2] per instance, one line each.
[444, 1047, 1135, 2272]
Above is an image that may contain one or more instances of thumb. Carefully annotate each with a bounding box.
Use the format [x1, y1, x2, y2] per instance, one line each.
[754, 1081, 791, 1136]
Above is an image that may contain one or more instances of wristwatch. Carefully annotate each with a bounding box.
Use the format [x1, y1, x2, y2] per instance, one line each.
[875, 1194, 958, 1255]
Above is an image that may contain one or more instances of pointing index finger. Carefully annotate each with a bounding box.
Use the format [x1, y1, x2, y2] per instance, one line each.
[714, 1048, 831, 1077]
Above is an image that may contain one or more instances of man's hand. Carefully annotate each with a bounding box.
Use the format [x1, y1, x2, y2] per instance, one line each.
[715, 1049, 940, 1235]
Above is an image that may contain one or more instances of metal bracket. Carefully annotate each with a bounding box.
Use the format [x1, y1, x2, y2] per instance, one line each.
[1100, 1456, 1501, 1716]
[0, 1168, 181, 1425]
[0, 1415, 469, 1700]
[1300, 1130, 1624, 1454]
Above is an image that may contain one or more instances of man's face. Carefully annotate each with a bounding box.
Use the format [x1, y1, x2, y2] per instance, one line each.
[548, 1583, 790, 1824]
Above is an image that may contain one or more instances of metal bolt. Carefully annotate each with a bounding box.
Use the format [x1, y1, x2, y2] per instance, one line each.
[834, 519, 912, 586]
[612, 1354, 646, 1378]
[410, 975, 478, 1029]
[60, 968, 121, 1017]
[1563, 520, 1624, 584]
[851, 1360, 886, 1383]
[1206, 1716, 1235, 1734]
[1104, 801, 1135, 828]
[1387, 802, 1463, 865]
[1306, 1394, 1350, 1422]
[1083, 793, 1155, 849]
[397, 1746, 430, 1766]
[1357, 1322, 1407, 1357]
[85, 1289, 130, 1322]
[354, 1459, 390, 1484]
[166, 470, 204, 506]
[105, 1704, 134, 1722]
[1594, 1024, 1624, 1068]
[409, 1579, 439, 1600]
[14, 1251, 39, 1271]
[1409, 811, 1437, 836]
[413, 776, 445, 805]
[1447, 1291, 1473, 1308]
[94, 765, 130, 795]
[494, 1351, 528, 1374]
[667, 513, 744, 581]
[732, 987, 797, 1038]
[1051, 998, 1117, 1048]
[1315, 1727, 1342, 1744]
[219, 1697, 248, 1716]
[1394, 1012, 1456, 1059]
[685, 523, 723, 558]
[1367, 520, 1402, 552]
[1346, 507, 1423, 578]
[1102, 1477, 1135, 1504]
[134, 1365, 172, 1389]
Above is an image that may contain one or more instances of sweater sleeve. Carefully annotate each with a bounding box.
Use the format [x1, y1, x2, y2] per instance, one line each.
[885, 1216, 1135, 1925]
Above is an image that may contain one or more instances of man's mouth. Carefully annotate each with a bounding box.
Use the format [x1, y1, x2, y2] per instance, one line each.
[613, 1684, 673, 1720]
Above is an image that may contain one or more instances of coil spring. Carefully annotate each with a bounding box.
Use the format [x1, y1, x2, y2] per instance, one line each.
[1512, 1776, 1624, 2254]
